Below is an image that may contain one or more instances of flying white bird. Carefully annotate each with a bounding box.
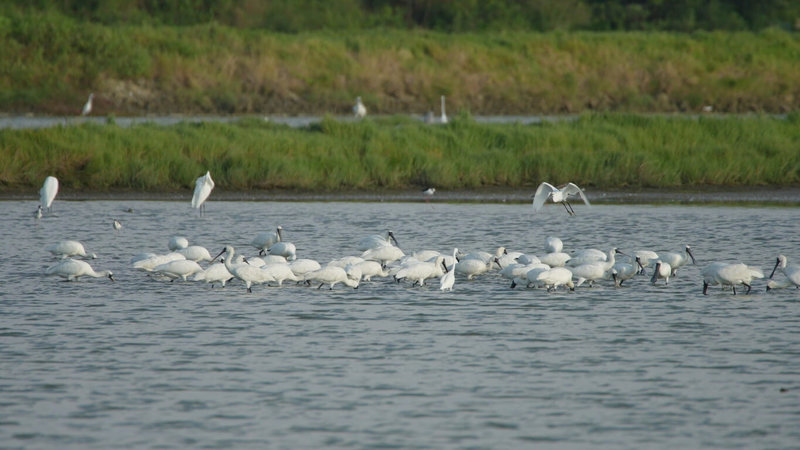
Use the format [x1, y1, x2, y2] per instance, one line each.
[532, 182, 590, 215]
[191, 171, 215, 215]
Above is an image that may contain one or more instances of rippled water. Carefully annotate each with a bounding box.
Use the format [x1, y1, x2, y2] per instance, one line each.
[1, 200, 799, 448]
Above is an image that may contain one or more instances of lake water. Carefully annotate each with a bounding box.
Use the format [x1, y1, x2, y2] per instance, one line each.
[1, 200, 799, 448]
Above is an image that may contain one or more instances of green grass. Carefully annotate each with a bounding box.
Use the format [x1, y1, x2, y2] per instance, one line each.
[1, 10, 799, 115]
[2, 113, 799, 192]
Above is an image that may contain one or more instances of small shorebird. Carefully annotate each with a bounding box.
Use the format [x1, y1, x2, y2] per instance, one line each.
[423, 187, 435, 202]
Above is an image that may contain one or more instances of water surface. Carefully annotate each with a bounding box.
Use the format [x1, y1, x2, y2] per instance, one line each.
[1, 201, 798, 448]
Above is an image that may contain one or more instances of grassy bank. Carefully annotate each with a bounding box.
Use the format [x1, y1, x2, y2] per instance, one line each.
[1, 10, 799, 115]
[1, 114, 798, 192]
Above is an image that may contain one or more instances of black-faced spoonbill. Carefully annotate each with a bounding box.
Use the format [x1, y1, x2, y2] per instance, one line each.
[214, 246, 274, 293]
[46, 259, 113, 282]
[39, 176, 59, 212]
[536, 267, 575, 292]
[191, 171, 214, 215]
[304, 265, 359, 290]
[81, 93, 94, 116]
[46, 240, 96, 259]
[650, 260, 673, 285]
[168, 236, 189, 251]
[770, 255, 800, 288]
[353, 96, 366, 118]
[659, 245, 696, 276]
[440, 259, 455, 291]
[251, 226, 283, 255]
[715, 263, 764, 295]
[532, 182, 590, 215]
[358, 230, 399, 251]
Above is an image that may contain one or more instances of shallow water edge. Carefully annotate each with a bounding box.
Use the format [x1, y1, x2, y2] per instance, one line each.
[2, 186, 799, 205]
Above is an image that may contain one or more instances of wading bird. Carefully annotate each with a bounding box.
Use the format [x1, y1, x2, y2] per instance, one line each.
[191, 171, 215, 215]
[46, 258, 113, 282]
[440, 95, 448, 124]
[532, 182, 590, 215]
[39, 176, 59, 212]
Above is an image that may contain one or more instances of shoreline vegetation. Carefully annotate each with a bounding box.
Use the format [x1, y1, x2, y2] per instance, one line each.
[1, 114, 798, 194]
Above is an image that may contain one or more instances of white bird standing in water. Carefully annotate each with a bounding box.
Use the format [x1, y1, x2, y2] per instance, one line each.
[191, 171, 214, 215]
[440, 257, 455, 291]
[113, 219, 122, 231]
[440, 95, 448, 124]
[769, 255, 800, 288]
[40, 176, 59, 212]
[81, 93, 94, 116]
[46, 258, 113, 282]
[46, 240, 96, 259]
[34, 205, 43, 219]
[251, 226, 283, 255]
[353, 96, 366, 118]
[659, 245, 696, 276]
[532, 182, 590, 215]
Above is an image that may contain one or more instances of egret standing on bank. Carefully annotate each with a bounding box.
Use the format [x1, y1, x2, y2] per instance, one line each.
[440, 95, 448, 124]
[532, 182, 590, 215]
[191, 171, 215, 216]
[39, 176, 59, 213]
[353, 96, 367, 119]
[81, 93, 94, 116]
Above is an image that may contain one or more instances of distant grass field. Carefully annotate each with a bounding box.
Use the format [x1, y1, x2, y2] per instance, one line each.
[1, 113, 798, 192]
[1, 10, 799, 115]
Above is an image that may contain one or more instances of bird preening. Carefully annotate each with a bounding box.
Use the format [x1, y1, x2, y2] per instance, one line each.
[532, 182, 590, 215]
[191, 171, 215, 215]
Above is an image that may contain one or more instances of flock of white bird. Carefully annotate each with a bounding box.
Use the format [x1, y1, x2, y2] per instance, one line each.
[36, 174, 798, 296]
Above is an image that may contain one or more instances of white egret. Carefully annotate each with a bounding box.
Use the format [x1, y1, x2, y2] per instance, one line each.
[46, 240, 95, 259]
[353, 96, 367, 118]
[191, 171, 215, 215]
[45, 258, 113, 282]
[39, 176, 59, 212]
[81, 93, 94, 116]
[769, 255, 800, 288]
[532, 182, 590, 215]
[440, 95, 448, 124]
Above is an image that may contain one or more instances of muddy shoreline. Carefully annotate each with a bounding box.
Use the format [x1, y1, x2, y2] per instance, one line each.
[3, 186, 799, 205]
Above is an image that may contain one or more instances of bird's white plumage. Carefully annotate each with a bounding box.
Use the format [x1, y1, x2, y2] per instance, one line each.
[440, 95, 448, 124]
[532, 182, 590, 214]
[81, 93, 94, 116]
[191, 171, 215, 210]
[40, 176, 59, 211]
[46, 258, 113, 282]
[353, 97, 367, 118]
